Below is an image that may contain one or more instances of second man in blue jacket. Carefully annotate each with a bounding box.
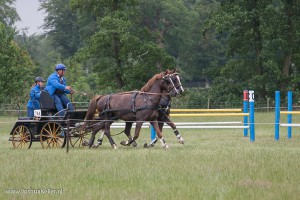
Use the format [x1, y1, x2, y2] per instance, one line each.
[45, 63, 74, 116]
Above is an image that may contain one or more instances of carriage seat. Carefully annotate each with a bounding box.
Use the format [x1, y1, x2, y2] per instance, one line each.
[39, 90, 58, 115]
[40, 90, 56, 109]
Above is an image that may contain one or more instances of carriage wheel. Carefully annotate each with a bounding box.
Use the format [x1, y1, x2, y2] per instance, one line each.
[40, 122, 66, 148]
[69, 127, 91, 147]
[12, 125, 32, 149]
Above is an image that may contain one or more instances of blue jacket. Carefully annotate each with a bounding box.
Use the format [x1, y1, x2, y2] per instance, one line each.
[44, 72, 71, 96]
[27, 84, 42, 109]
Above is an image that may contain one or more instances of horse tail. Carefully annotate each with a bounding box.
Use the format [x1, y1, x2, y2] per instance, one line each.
[84, 95, 103, 127]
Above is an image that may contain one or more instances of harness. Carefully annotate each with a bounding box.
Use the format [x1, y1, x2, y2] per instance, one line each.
[98, 92, 162, 118]
[104, 94, 112, 112]
[95, 72, 180, 118]
[131, 91, 138, 112]
[158, 95, 171, 113]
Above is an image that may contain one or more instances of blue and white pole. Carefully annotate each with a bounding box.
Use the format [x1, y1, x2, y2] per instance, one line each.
[243, 90, 249, 137]
[150, 125, 156, 141]
[287, 91, 292, 139]
[274, 91, 280, 141]
[249, 90, 255, 142]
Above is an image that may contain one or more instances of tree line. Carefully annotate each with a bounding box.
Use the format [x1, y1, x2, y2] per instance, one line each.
[0, 0, 300, 106]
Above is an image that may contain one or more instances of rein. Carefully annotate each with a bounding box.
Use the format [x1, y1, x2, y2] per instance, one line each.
[98, 105, 160, 117]
[111, 91, 171, 96]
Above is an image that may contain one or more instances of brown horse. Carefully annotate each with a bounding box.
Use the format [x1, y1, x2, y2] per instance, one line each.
[83, 70, 183, 149]
[89, 70, 184, 148]
[94, 93, 184, 148]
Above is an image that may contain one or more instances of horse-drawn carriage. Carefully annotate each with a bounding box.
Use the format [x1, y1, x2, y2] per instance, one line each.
[8, 70, 184, 149]
[8, 90, 90, 149]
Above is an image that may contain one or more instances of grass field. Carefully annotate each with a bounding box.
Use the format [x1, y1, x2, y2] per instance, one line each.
[1, 113, 300, 200]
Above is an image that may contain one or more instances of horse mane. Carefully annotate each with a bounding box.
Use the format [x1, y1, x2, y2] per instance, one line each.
[140, 73, 164, 92]
[140, 69, 177, 92]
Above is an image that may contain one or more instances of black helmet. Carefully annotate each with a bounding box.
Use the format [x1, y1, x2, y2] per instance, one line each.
[35, 76, 45, 82]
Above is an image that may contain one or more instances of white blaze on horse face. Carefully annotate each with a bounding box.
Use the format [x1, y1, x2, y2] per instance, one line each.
[166, 75, 178, 94]
[175, 74, 184, 93]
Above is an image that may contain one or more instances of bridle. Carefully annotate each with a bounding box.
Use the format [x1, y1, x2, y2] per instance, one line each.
[173, 73, 184, 93]
[163, 74, 178, 94]
[163, 73, 183, 95]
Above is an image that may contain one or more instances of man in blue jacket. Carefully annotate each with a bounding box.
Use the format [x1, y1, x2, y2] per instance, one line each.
[27, 76, 45, 118]
[45, 63, 74, 116]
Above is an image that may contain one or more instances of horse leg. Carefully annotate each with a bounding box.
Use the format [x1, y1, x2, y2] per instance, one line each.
[165, 118, 184, 144]
[144, 121, 163, 148]
[144, 137, 158, 148]
[97, 131, 105, 145]
[120, 122, 137, 147]
[151, 121, 169, 149]
[126, 122, 143, 146]
[103, 122, 117, 149]
[92, 131, 105, 148]
[86, 122, 104, 147]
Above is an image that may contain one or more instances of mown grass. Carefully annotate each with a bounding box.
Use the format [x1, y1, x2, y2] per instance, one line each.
[1, 113, 300, 200]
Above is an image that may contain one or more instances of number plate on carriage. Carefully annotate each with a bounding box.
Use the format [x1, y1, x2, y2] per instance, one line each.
[34, 109, 41, 117]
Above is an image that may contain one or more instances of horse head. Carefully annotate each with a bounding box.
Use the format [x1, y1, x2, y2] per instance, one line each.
[162, 69, 184, 97]
[140, 69, 184, 97]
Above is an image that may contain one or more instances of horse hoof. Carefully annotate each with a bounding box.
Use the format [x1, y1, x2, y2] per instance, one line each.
[132, 141, 137, 147]
[179, 140, 184, 144]
[164, 144, 169, 149]
[144, 143, 149, 148]
[112, 144, 118, 149]
[120, 141, 127, 146]
[92, 144, 99, 148]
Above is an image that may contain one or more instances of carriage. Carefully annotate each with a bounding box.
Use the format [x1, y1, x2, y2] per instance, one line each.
[8, 70, 184, 149]
[8, 90, 91, 149]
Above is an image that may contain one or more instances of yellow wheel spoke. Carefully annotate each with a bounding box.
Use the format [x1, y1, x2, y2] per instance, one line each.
[40, 123, 64, 148]
[46, 140, 52, 148]
[47, 123, 52, 134]
[55, 138, 63, 146]
[69, 129, 91, 147]
[12, 125, 31, 149]
[53, 124, 62, 137]
[40, 134, 50, 138]
[72, 137, 80, 146]
[55, 140, 61, 148]
[74, 137, 81, 145]
[43, 129, 52, 135]
[16, 142, 21, 148]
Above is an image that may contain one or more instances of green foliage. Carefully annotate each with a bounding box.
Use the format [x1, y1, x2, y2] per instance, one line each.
[0, 22, 35, 104]
[70, 0, 175, 91]
[140, 0, 222, 82]
[204, 0, 300, 100]
[40, 0, 82, 58]
[8, 0, 300, 105]
[14, 34, 61, 78]
[0, 0, 20, 27]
